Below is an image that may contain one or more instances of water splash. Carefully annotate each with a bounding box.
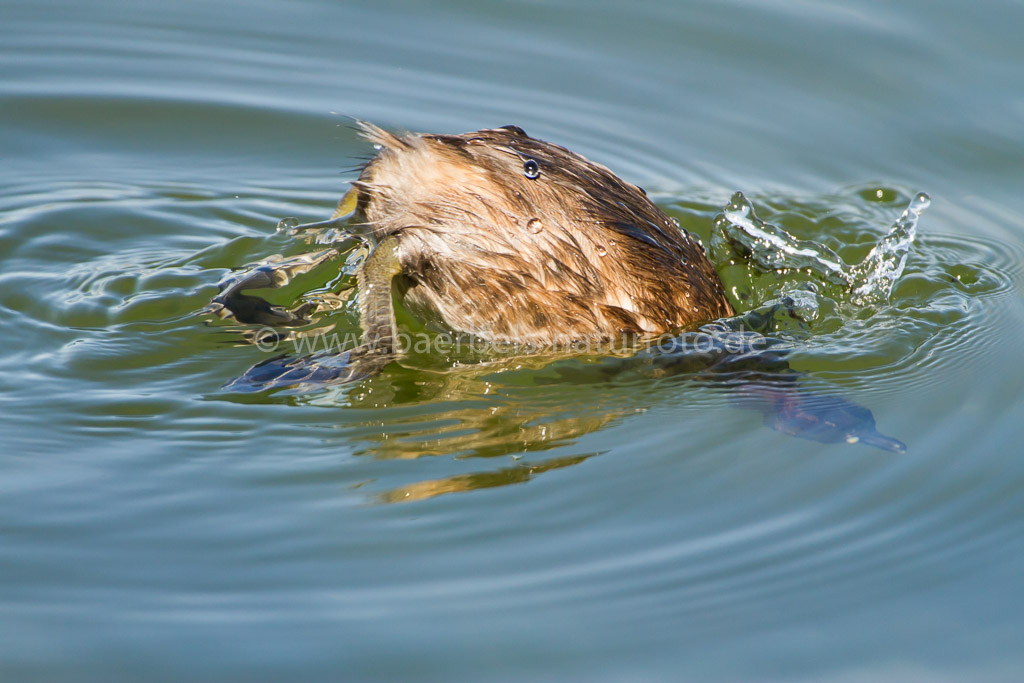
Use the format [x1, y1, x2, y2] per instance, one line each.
[848, 192, 930, 305]
[714, 193, 850, 286]
[278, 215, 359, 247]
[713, 191, 929, 306]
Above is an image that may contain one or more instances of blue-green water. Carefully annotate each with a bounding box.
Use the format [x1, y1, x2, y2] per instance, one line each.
[3, 0, 1024, 680]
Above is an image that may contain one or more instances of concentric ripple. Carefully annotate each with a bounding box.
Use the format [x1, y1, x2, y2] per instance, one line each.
[4, 0, 1024, 678]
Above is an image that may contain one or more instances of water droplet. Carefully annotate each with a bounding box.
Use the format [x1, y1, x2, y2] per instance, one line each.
[858, 186, 900, 203]
[522, 158, 540, 179]
[911, 192, 931, 213]
[596, 245, 607, 257]
[277, 217, 298, 232]
[527, 218, 543, 234]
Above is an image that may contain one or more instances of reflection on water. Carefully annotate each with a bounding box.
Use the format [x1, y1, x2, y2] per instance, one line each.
[378, 453, 596, 503]
[228, 352, 637, 500]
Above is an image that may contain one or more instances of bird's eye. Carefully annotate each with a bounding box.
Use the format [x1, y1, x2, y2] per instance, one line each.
[523, 158, 540, 179]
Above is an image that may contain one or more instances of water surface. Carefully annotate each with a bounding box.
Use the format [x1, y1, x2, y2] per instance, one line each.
[2, 0, 1024, 680]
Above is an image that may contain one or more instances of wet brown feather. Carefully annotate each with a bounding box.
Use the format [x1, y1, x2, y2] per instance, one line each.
[353, 124, 735, 346]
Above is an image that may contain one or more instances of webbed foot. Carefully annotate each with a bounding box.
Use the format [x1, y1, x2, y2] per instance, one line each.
[209, 249, 343, 326]
[222, 345, 396, 393]
[738, 383, 905, 453]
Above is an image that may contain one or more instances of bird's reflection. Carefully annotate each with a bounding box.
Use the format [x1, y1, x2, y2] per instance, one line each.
[333, 353, 636, 502]
[377, 453, 595, 504]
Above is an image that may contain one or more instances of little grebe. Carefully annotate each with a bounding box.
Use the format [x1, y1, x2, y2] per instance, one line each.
[336, 123, 735, 353]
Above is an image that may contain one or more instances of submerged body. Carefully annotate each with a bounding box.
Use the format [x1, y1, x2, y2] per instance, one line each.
[350, 123, 734, 349]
